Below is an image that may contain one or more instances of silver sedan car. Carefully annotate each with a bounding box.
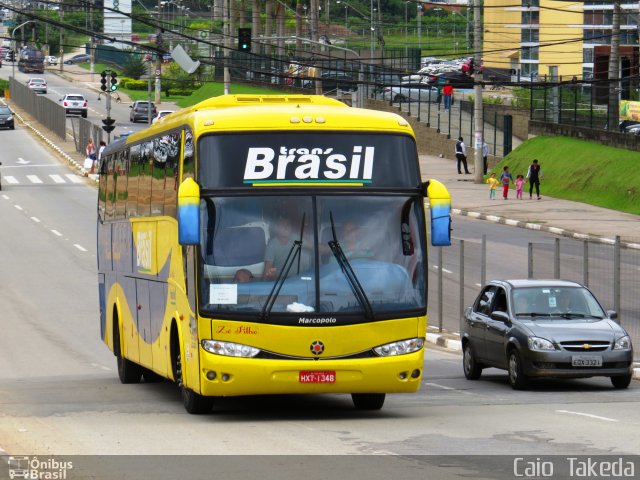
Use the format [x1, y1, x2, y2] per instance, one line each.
[461, 279, 633, 389]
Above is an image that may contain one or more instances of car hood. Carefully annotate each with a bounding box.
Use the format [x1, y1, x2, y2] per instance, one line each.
[519, 318, 622, 342]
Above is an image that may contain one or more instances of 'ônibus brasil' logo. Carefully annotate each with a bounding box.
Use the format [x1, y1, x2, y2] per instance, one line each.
[243, 146, 375, 186]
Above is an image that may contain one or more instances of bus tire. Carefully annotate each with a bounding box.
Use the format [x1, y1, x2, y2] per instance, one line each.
[351, 393, 385, 410]
[171, 332, 213, 414]
[113, 314, 142, 384]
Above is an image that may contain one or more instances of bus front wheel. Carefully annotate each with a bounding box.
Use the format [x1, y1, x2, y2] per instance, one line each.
[351, 393, 385, 410]
[172, 340, 213, 414]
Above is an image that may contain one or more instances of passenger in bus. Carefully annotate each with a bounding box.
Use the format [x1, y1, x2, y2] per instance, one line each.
[263, 217, 311, 279]
[263, 218, 295, 280]
[234, 268, 254, 283]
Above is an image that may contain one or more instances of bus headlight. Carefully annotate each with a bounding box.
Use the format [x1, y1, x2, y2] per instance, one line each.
[373, 338, 424, 356]
[202, 340, 260, 358]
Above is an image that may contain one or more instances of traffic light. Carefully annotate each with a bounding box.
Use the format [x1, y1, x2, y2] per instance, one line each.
[238, 28, 251, 52]
[110, 71, 118, 91]
[102, 117, 115, 133]
[100, 71, 108, 92]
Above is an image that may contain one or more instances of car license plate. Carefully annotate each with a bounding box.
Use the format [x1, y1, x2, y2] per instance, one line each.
[571, 355, 602, 367]
[299, 371, 336, 383]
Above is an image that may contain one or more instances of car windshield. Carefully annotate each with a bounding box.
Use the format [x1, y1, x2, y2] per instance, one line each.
[0, 107, 11, 114]
[511, 286, 606, 319]
[198, 195, 426, 322]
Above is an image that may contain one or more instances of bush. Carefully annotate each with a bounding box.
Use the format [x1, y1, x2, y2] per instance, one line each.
[0, 79, 8, 96]
[124, 79, 148, 90]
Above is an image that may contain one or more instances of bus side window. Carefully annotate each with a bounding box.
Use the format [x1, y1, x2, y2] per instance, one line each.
[105, 154, 116, 220]
[114, 150, 128, 219]
[127, 145, 140, 217]
[164, 132, 180, 218]
[182, 128, 195, 181]
[137, 141, 152, 217]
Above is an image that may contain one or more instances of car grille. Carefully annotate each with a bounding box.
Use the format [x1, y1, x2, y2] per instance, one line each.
[559, 341, 610, 352]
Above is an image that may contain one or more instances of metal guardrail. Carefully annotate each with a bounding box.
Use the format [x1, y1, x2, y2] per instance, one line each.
[9, 76, 66, 140]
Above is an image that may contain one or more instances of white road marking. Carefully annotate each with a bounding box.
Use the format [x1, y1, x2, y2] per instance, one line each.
[17, 157, 30, 165]
[425, 382, 477, 396]
[65, 174, 83, 183]
[14, 204, 23, 211]
[432, 265, 453, 274]
[26, 175, 43, 184]
[555, 410, 618, 422]
[1, 194, 9, 200]
[51, 229, 62, 236]
[31, 217, 40, 223]
[73, 244, 87, 252]
[3, 175, 18, 184]
[49, 174, 66, 183]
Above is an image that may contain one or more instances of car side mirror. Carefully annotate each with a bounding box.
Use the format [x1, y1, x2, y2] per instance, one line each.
[607, 310, 618, 320]
[490, 310, 510, 323]
[129, 105, 133, 109]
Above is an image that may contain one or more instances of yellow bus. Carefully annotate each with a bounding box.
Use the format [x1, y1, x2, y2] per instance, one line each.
[97, 94, 451, 414]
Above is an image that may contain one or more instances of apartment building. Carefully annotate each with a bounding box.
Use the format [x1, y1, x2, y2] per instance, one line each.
[483, 1, 639, 101]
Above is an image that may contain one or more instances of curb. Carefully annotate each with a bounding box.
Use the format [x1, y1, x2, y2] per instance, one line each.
[452, 207, 640, 250]
[424, 332, 640, 381]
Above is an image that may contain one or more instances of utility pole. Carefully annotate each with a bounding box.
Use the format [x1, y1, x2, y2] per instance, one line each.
[608, 0, 621, 131]
[155, 0, 163, 104]
[473, 0, 484, 183]
[223, 0, 230, 94]
[59, 9, 64, 72]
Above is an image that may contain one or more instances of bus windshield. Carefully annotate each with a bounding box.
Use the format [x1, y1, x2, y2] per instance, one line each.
[198, 195, 426, 323]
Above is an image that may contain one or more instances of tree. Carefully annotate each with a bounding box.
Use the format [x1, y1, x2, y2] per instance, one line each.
[121, 53, 147, 80]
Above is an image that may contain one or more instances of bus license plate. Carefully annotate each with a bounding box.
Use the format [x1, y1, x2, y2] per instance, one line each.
[571, 355, 602, 367]
[299, 371, 336, 383]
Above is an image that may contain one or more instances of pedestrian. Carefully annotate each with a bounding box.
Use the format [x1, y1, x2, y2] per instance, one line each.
[455, 136, 470, 174]
[526, 159, 543, 200]
[442, 80, 453, 110]
[86, 138, 96, 161]
[487, 172, 499, 200]
[515, 174, 525, 200]
[95, 141, 107, 174]
[499, 166, 513, 200]
[482, 140, 489, 175]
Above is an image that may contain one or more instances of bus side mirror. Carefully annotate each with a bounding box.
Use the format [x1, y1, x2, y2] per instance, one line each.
[423, 180, 452, 247]
[178, 177, 200, 245]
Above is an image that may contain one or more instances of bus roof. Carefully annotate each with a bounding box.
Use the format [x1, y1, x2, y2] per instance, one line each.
[119, 94, 414, 146]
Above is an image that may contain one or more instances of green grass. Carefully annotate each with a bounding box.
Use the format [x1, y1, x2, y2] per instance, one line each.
[493, 136, 640, 215]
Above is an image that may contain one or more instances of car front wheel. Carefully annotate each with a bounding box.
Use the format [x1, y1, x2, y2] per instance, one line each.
[463, 343, 483, 380]
[508, 350, 529, 390]
[611, 374, 632, 389]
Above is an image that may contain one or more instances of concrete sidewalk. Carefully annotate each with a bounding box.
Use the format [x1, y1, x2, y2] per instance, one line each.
[419, 154, 640, 242]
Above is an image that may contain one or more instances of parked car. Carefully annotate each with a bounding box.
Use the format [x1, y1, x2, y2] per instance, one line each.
[428, 71, 475, 89]
[63, 53, 90, 65]
[4, 50, 15, 62]
[45, 55, 58, 66]
[380, 82, 439, 103]
[59, 93, 88, 118]
[0, 105, 15, 130]
[302, 71, 357, 93]
[461, 279, 633, 390]
[129, 100, 157, 123]
[152, 110, 175, 124]
[27, 77, 47, 94]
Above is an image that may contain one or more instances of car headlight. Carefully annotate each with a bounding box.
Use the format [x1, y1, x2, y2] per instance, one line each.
[7, 115, 12, 120]
[374, 338, 424, 356]
[528, 336, 555, 351]
[201, 339, 260, 358]
[613, 335, 632, 351]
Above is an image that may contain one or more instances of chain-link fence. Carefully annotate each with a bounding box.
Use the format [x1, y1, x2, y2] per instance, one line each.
[428, 234, 640, 360]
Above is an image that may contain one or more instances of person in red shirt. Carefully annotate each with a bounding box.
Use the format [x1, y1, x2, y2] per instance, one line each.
[442, 80, 454, 110]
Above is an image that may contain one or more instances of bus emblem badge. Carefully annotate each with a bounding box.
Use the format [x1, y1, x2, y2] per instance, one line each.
[310, 341, 324, 355]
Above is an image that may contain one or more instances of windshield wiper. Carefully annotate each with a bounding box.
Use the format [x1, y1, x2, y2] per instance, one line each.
[260, 214, 305, 322]
[559, 312, 586, 319]
[327, 212, 374, 320]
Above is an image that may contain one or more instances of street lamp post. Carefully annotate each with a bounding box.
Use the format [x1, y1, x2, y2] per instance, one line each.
[11, 20, 36, 79]
[405, 1, 409, 60]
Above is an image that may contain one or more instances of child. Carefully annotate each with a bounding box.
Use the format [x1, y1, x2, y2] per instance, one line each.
[487, 172, 499, 200]
[515, 174, 525, 200]
[499, 166, 514, 200]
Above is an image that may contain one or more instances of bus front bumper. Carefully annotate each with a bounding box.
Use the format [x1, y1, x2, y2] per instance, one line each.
[197, 349, 425, 397]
